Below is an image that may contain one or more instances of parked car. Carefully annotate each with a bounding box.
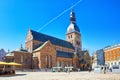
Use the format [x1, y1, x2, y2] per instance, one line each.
[112, 65, 120, 73]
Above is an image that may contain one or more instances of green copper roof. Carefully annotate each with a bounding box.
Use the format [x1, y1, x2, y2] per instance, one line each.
[14, 45, 29, 53]
[6, 53, 14, 57]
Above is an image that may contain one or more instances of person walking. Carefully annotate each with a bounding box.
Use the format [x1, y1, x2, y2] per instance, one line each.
[88, 67, 91, 72]
[78, 68, 80, 72]
[103, 66, 106, 74]
[68, 68, 70, 74]
[110, 67, 112, 72]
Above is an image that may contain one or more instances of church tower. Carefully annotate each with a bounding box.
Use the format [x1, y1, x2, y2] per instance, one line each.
[66, 10, 82, 54]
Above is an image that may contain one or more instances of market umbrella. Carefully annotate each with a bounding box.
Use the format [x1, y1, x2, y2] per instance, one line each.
[0, 61, 8, 65]
[0, 62, 8, 71]
[7, 62, 22, 66]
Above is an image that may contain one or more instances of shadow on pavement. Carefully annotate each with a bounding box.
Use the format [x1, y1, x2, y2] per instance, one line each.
[0, 74, 26, 77]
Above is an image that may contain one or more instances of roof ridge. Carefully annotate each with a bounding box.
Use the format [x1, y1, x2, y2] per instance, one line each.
[30, 29, 74, 49]
[31, 29, 71, 44]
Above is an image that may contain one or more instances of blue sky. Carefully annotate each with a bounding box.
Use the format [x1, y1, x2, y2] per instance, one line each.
[0, 0, 120, 55]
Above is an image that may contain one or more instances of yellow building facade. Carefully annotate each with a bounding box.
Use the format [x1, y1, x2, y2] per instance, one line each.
[104, 44, 120, 67]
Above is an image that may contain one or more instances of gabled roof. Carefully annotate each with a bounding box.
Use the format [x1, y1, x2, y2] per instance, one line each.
[57, 51, 74, 58]
[30, 30, 74, 49]
[33, 42, 46, 52]
[81, 50, 88, 56]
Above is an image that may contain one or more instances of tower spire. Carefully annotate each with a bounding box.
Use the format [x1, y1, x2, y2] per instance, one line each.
[66, 10, 82, 54]
[21, 44, 23, 49]
[70, 9, 76, 23]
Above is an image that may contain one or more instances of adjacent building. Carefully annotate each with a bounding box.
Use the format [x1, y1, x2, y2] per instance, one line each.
[96, 49, 105, 65]
[92, 52, 97, 68]
[0, 49, 7, 61]
[5, 46, 32, 69]
[79, 50, 91, 70]
[104, 44, 120, 67]
[92, 49, 105, 68]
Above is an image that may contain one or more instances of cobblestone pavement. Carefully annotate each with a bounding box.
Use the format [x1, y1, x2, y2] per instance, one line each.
[0, 71, 120, 80]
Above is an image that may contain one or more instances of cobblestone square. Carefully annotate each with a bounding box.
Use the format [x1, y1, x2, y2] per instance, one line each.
[0, 71, 120, 80]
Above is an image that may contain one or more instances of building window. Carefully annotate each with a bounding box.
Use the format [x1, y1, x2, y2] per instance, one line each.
[114, 55, 116, 60]
[49, 55, 52, 68]
[46, 55, 48, 68]
[61, 61, 64, 67]
[21, 55, 24, 63]
[119, 50, 120, 56]
[68, 36, 70, 39]
[62, 49, 66, 52]
[59, 61, 61, 67]
[70, 62, 72, 67]
[119, 56, 120, 60]
[25, 56, 28, 63]
[57, 48, 61, 51]
[110, 57, 112, 61]
[110, 52, 112, 58]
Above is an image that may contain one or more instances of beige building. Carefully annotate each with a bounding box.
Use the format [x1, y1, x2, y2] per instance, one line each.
[92, 52, 97, 68]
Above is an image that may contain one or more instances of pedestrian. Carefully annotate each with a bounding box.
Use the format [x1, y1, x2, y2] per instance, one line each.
[103, 66, 106, 74]
[110, 68, 112, 72]
[68, 68, 70, 74]
[39, 68, 41, 72]
[45, 68, 47, 72]
[88, 67, 91, 72]
[78, 68, 80, 72]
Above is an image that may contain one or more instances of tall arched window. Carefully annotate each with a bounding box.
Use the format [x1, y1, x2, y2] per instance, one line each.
[61, 61, 64, 67]
[59, 61, 61, 67]
[21, 55, 24, 63]
[71, 35, 72, 38]
[46, 55, 48, 68]
[49, 55, 52, 68]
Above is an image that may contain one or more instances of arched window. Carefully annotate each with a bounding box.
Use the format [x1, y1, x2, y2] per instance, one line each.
[49, 55, 52, 68]
[25, 56, 27, 63]
[21, 55, 24, 63]
[68, 36, 70, 39]
[46, 55, 48, 68]
[71, 35, 72, 38]
[61, 61, 64, 67]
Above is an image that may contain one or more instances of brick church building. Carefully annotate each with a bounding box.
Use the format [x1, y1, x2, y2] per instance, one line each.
[5, 10, 91, 70]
